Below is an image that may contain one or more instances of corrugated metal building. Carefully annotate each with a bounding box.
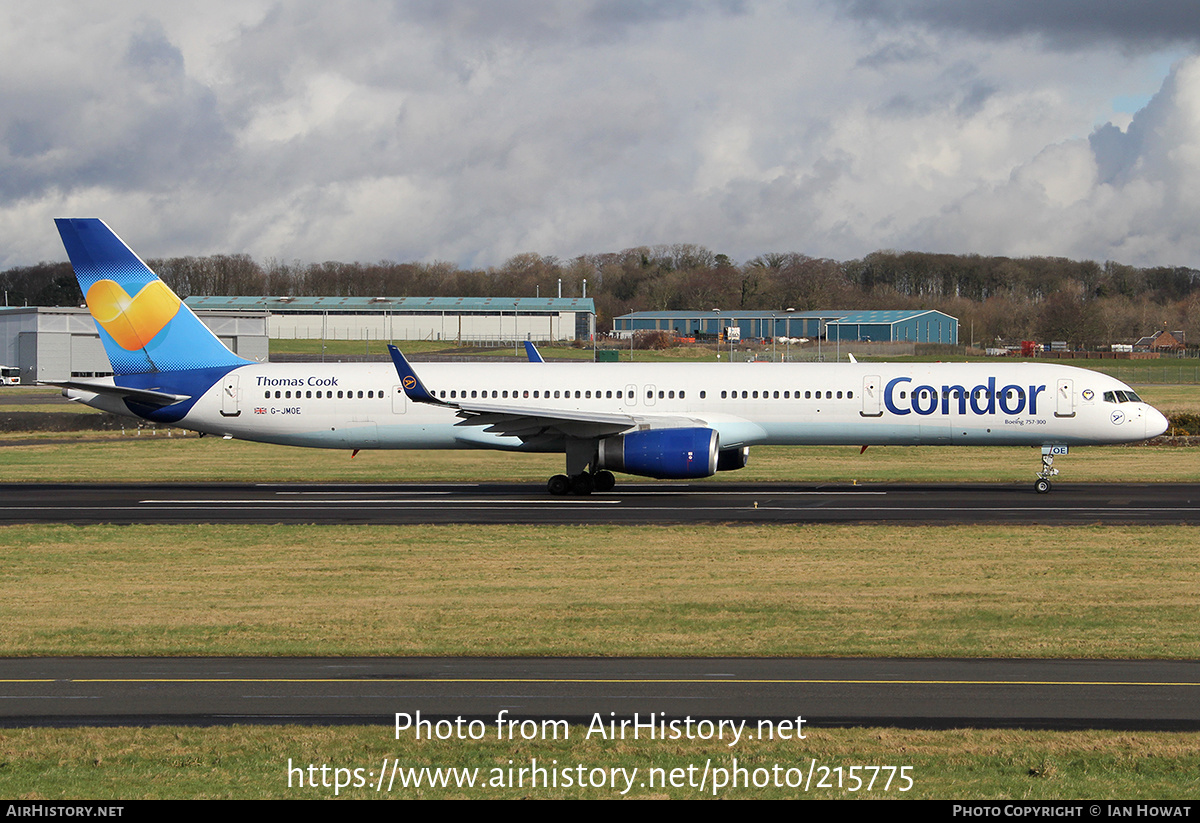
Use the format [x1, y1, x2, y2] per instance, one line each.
[825, 310, 958, 344]
[0, 307, 267, 384]
[612, 310, 847, 339]
[613, 308, 958, 343]
[185, 296, 596, 343]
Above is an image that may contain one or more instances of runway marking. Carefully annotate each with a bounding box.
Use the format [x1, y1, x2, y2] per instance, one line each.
[274, 491, 454, 495]
[8, 677, 1197, 687]
[136, 499, 623, 506]
[615, 491, 887, 496]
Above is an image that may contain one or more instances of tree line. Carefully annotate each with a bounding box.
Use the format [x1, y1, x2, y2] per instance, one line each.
[3, 244, 1197, 349]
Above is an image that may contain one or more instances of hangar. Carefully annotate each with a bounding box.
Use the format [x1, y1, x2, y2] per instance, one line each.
[184, 295, 597, 345]
[612, 308, 958, 344]
[825, 310, 958, 345]
[0, 306, 267, 384]
[612, 310, 847, 340]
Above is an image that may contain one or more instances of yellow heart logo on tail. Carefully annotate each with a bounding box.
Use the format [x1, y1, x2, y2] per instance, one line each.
[85, 280, 182, 351]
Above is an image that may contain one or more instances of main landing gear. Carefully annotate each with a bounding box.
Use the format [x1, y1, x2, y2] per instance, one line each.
[1035, 449, 1060, 494]
[547, 470, 615, 495]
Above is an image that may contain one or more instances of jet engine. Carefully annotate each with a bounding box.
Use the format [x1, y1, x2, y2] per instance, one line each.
[596, 427, 719, 479]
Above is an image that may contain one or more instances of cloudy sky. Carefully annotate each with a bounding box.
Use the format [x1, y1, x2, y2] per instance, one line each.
[3, 1, 1199, 270]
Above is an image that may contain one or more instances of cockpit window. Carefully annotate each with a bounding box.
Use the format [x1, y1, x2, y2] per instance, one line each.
[1103, 390, 1143, 403]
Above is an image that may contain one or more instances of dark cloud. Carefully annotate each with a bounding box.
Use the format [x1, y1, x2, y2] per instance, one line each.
[0, 20, 231, 201]
[845, 0, 1200, 50]
[856, 39, 934, 68]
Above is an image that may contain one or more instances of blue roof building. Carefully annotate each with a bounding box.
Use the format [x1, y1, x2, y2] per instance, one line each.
[612, 308, 957, 343]
[826, 310, 958, 344]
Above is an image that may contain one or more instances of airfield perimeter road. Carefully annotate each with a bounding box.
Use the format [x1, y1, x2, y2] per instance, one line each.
[2, 481, 1199, 525]
[2, 657, 1199, 731]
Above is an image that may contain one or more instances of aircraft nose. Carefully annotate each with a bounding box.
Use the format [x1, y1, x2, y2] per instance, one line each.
[1146, 407, 1169, 438]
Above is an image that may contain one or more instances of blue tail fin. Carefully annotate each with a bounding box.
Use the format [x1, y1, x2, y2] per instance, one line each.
[55, 218, 250, 375]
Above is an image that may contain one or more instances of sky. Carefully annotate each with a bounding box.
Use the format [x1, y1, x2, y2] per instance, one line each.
[3, 0, 1200, 271]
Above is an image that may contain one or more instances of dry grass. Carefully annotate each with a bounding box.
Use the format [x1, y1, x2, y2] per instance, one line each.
[2, 524, 1197, 658]
[0, 430, 1195, 483]
[1, 724, 1197, 799]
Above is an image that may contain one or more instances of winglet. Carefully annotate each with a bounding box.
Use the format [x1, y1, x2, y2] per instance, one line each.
[848, 352, 858, 364]
[387, 345, 448, 405]
[524, 340, 545, 363]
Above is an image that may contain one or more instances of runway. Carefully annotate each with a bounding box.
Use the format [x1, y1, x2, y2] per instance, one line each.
[2, 657, 1198, 730]
[3, 481, 1200, 524]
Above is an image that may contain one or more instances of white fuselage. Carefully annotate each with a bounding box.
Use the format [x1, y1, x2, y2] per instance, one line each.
[74, 360, 1168, 453]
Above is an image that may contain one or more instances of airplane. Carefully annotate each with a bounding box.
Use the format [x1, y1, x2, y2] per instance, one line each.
[50, 218, 1170, 495]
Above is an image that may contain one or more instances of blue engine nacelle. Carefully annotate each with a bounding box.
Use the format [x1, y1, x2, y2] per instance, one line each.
[596, 427, 719, 479]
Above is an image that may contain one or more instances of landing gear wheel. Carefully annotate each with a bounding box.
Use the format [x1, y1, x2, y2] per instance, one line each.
[1035, 450, 1059, 495]
[548, 474, 570, 495]
[570, 473, 595, 495]
[593, 470, 615, 493]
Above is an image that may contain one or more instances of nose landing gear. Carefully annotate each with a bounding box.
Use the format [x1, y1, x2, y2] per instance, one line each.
[1035, 446, 1063, 494]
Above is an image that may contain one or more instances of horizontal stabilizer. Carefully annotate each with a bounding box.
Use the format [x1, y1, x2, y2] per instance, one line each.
[41, 379, 191, 408]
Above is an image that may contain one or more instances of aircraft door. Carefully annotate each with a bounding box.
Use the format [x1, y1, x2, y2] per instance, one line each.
[861, 375, 882, 417]
[624, 384, 637, 406]
[220, 373, 241, 417]
[644, 384, 656, 406]
[1055, 378, 1075, 418]
[392, 385, 407, 414]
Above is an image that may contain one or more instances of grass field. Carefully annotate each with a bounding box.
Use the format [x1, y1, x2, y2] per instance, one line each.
[3, 523, 1197, 658]
[0, 431, 1192, 484]
[3, 725, 1197, 799]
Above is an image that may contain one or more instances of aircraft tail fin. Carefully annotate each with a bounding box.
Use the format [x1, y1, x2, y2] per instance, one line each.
[55, 218, 251, 375]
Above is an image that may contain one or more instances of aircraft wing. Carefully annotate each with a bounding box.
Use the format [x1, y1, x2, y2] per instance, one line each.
[41, 379, 191, 408]
[388, 344, 706, 441]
